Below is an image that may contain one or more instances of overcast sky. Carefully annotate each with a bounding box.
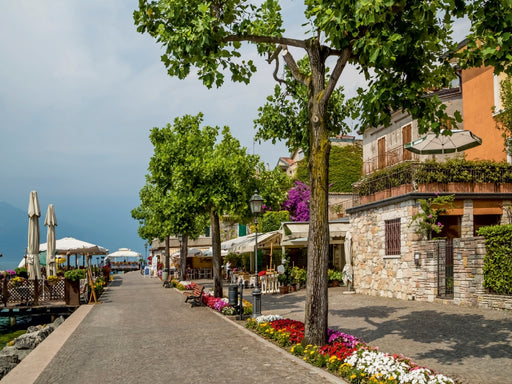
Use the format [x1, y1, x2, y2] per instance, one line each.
[0, 1, 469, 262]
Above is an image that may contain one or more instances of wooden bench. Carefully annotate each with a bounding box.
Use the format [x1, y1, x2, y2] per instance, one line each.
[184, 284, 205, 307]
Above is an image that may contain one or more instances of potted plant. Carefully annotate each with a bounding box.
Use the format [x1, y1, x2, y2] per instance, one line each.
[328, 269, 343, 287]
[278, 272, 290, 293]
[64, 269, 86, 306]
[291, 266, 307, 290]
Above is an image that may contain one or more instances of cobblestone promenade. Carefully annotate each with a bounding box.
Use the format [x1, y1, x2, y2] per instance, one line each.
[3, 272, 511, 384]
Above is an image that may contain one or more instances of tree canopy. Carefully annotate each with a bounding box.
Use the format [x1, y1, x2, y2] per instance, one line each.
[134, 0, 512, 345]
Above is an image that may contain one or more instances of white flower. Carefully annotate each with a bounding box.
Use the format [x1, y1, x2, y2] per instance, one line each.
[255, 314, 283, 323]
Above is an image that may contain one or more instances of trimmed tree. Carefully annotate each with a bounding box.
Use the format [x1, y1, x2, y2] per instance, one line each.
[134, 0, 512, 345]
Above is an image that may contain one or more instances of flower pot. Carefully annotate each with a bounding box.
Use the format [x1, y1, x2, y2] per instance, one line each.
[331, 280, 340, 287]
[289, 284, 296, 292]
[279, 285, 289, 294]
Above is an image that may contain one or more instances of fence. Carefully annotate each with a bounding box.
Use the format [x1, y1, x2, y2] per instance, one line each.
[1, 279, 65, 306]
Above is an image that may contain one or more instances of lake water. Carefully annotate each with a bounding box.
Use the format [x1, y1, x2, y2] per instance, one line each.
[0, 314, 55, 336]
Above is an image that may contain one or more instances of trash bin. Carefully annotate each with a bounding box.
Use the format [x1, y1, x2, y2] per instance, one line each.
[228, 284, 238, 306]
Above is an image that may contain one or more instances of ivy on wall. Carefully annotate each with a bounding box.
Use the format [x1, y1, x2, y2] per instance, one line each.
[295, 144, 363, 193]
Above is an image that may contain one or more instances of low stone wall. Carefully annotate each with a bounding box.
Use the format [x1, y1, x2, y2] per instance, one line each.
[413, 237, 512, 310]
[0, 316, 64, 379]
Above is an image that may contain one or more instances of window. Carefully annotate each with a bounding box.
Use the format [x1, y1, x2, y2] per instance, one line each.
[205, 226, 210, 237]
[385, 218, 401, 255]
[238, 224, 246, 237]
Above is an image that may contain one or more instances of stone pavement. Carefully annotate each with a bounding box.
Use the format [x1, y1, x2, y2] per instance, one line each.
[2, 272, 342, 384]
[261, 286, 512, 384]
[3, 273, 511, 384]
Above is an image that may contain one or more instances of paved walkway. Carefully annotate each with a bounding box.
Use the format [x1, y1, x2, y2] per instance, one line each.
[3, 273, 511, 384]
[2, 273, 341, 384]
[261, 287, 512, 384]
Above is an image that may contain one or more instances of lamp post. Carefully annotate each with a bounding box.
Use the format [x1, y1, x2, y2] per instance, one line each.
[249, 190, 263, 318]
[145, 243, 148, 266]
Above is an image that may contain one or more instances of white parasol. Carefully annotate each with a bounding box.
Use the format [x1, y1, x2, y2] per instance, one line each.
[27, 191, 42, 280]
[104, 248, 141, 262]
[44, 204, 57, 276]
[39, 237, 108, 255]
[404, 129, 482, 155]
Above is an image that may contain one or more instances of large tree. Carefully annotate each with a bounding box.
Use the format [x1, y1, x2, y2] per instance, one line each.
[134, 0, 512, 345]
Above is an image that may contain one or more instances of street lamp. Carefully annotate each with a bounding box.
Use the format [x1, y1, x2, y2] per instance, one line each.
[249, 190, 264, 318]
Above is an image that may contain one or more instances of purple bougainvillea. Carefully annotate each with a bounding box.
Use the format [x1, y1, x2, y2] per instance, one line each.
[282, 181, 310, 221]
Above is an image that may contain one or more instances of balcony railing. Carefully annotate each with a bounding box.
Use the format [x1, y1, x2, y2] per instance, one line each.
[363, 146, 420, 175]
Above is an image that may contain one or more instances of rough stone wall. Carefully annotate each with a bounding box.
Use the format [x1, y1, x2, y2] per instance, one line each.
[351, 199, 512, 310]
[351, 199, 420, 300]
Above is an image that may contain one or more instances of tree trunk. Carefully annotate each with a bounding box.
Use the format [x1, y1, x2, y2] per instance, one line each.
[180, 234, 188, 280]
[304, 40, 330, 347]
[211, 209, 223, 297]
[164, 236, 170, 272]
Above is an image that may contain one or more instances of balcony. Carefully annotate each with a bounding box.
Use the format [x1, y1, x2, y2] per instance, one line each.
[353, 159, 512, 206]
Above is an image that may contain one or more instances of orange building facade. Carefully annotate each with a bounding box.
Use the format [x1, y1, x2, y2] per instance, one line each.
[462, 65, 508, 162]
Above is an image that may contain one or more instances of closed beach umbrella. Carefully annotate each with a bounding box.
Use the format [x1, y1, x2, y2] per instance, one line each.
[342, 232, 353, 289]
[27, 190, 42, 280]
[44, 204, 57, 276]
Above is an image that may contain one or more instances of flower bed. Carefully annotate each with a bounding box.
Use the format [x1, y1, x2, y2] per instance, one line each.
[199, 291, 253, 316]
[246, 316, 455, 384]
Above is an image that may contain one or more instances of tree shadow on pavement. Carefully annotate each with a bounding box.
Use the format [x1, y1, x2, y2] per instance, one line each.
[330, 307, 512, 364]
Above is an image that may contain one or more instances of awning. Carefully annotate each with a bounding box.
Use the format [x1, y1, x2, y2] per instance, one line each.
[280, 221, 351, 246]
[230, 231, 281, 254]
[221, 234, 256, 250]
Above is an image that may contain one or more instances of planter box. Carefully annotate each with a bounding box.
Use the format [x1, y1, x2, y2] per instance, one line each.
[390, 184, 413, 197]
[418, 183, 446, 193]
[447, 182, 473, 193]
[65, 279, 81, 306]
[374, 190, 390, 201]
[500, 183, 512, 193]
[473, 183, 497, 193]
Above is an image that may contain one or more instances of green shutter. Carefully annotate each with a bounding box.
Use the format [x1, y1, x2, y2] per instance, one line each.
[205, 226, 210, 237]
[238, 224, 246, 236]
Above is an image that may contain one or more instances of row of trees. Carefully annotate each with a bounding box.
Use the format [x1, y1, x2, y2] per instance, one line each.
[134, 0, 512, 345]
[131, 113, 290, 297]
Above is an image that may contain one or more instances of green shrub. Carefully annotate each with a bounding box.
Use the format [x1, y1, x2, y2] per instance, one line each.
[15, 267, 28, 278]
[260, 210, 290, 232]
[64, 269, 86, 282]
[478, 224, 512, 294]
